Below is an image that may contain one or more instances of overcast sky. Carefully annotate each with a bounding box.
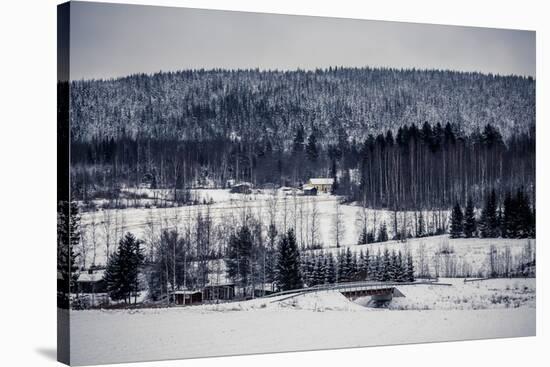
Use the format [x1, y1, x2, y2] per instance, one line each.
[67, 1, 536, 80]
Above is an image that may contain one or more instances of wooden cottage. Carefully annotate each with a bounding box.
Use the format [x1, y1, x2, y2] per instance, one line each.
[305, 178, 334, 193]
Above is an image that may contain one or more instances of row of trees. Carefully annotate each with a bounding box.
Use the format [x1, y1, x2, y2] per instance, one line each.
[450, 189, 535, 239]
[302, 248, 415, 286]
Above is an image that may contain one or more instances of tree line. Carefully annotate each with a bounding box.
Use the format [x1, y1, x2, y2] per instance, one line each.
[302, 247, 415, 286]
[450, 188, 535, 239]
[67, 67, 535, 214]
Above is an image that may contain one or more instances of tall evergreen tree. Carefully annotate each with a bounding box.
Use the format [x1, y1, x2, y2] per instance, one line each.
[305, 133, 318, 162]
[226, 225, 254, 295]
[463, 197, 477, 238]
[104, 232, 145, 304]
[405, 252, 415, 282]
[377, 222, 389, 242]
[416, 211, 425, 238]
[312, 253, 326, 286]
[275, 229, 303, 291]
[450, 202, 464, 238]
[501, 192, 516, 238]
[480, 190, 499, 238]
[57, 200, 80, 308]
[381, 248, 391, 281]
[325, 253, 337, 284]
[292, 124, 305, 153]
[515, 189, 533, 238]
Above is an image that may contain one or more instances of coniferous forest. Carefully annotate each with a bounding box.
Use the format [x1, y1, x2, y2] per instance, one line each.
[68, 67, 535, 212]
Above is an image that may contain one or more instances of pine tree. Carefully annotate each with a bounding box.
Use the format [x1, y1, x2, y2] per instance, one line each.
[226, 225, 254, 295]
[377, 222, 389, 242]
[341, 248, 355, 282]
[388, 250, 399, 281]
[367, 250, 377, 280]
[501, 192, 515, 238]
[396, 251, 406, 282]
[104, 232, 145, 304]
[358, 227, 369, 245]
[306, 133, 318, 162]
[463, 197, 477, 238]
[275, 229, 303, 291]
[516, 189, 533, 238]
[325, 253, 337, 284]
[480, 190, 499, 238]
[405, 252, 415, 282]
[292, 124, 305, 153]
[373, 249, 383, 281]
[416, 211, 425, 238]
[57, 200, 80, 308]
[381, 248, 391, 281]
[312, 253, 326, 286]
[357, 250, 367, 275]
[450, 202, 464, 238]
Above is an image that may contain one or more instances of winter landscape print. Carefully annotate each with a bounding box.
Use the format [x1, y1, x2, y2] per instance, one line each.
[57, 2, 536, 366]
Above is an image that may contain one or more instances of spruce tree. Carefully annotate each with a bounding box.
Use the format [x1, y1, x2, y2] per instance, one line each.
[405, 252, 415, 282]
[396, 251, 406, 282]
[416, 211, 425, 238]
[450, 202, 464, 238]
[374, 249, 383, 281]
[480, 189, 499, 238]
[312, 253, 326, 286]
[57, 200, 80, 308]
[463, 197, 477, 238]
[325, 253, 337, 284]
[306, 133, 318, 162]
[501, 192, 515, 238]
[516, 189, 533, 238]
[275, 229, 303, 291]
[226, 225, 254, 295]
[388, 250, 398, 281]
[382, 248, 391, 281]
[357, 250, 367, 275]
[377, 222, 389, 242]
[104, 232, 145, 304]
[292, 124, 304, 153]
[358, 227, 369, 245]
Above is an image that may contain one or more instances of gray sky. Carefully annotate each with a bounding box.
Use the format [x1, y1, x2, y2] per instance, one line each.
[68, 1, 536, 80]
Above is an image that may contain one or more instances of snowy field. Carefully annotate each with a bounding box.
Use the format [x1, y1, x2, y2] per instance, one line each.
[70, 278, 535, 366]
[79, 188, 532, 274]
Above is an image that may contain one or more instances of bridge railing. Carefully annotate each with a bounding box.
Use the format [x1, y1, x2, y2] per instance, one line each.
[263, 279, 445, 300]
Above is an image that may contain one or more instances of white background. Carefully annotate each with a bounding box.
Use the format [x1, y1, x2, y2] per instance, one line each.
[0, 0, 546, 366]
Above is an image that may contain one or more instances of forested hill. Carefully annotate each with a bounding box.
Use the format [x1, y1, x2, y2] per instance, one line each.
[69, 67, 535, 145]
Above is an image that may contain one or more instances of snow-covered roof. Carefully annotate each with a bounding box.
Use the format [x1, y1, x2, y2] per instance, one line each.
[77, 269, 106, 282]
[232, 182, 253, 187]
[309, 178, 334, 185]
[171, 290, 202, 295]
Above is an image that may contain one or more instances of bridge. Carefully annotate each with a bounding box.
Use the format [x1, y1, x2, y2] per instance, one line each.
[263, 280, 444, 303]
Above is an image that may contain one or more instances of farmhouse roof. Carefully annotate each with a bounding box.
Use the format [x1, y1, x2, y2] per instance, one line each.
[309, 178, 334, 185]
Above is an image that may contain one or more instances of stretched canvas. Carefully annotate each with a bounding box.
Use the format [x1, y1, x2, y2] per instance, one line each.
[57, 1, 536, 365]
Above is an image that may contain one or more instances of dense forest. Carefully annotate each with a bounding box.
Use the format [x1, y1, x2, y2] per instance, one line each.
[68, 67, 535, 210]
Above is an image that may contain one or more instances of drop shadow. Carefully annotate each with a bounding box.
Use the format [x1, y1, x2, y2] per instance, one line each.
[36, 347, 57, 361]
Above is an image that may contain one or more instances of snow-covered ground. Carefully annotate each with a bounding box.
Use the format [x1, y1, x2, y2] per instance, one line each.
[357, 278, 536, 310]
[78, 188, 532, 275]
[70, 278, 535, 365]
